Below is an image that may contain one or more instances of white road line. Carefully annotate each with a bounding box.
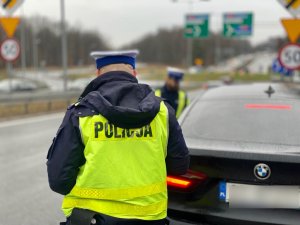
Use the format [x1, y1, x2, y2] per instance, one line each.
[0, 113, 64, 128]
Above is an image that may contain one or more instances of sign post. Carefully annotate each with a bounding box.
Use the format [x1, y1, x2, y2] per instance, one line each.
[281, 19, 300, 43]
[1, 0, 25, 15]
[272, 58, 293, 81]
[184, 14, 209, 38]
[220, 12, 253, 68]
[277, 0, 300, 17]
[0, 38, 21, 62]
[184, 14, 209, 67]
[0, 0, 24, 92]
[0, 17, 20, 37]
[0, 38, 20, 92]
[277, 1, 300, 80]
[6, 61, 12, 92]
[278, 43, 300, 71]
[223, 13, 253, 38]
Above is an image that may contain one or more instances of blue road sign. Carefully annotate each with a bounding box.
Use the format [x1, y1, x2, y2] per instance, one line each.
[272, 58, 293, 76]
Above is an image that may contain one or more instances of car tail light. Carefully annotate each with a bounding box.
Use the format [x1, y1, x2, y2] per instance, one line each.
[167, 176, 192, 189]
[167, 170, 208, 191]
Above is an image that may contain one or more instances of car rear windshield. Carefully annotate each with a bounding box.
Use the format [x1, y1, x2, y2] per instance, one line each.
[181, 99, 300, 146]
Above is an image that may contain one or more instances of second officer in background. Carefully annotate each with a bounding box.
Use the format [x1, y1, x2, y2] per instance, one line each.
[155, 67, 190, 118]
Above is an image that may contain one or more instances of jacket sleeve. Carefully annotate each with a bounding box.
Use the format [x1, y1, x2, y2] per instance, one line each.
[165, 103, 190, 175]
[47, 108, 85, 195]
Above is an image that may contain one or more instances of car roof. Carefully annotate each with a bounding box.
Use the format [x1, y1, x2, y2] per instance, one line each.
[200, 83, 297, 101]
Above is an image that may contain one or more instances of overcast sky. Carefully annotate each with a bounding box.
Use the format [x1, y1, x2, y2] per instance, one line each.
[10, 0, 292, 47]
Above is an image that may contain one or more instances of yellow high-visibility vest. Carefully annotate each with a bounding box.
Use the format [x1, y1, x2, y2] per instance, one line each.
[155, 89, 188, 118]
[62, 102, 169, 221]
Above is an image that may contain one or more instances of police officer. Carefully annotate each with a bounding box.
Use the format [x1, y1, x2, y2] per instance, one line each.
[155, 67, 190, 118]
[47, 50, 190, 225]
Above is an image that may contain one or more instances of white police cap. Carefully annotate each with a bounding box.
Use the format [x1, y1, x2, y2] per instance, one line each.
[167, 67, 185, 81]
[91, 50, 139, 69]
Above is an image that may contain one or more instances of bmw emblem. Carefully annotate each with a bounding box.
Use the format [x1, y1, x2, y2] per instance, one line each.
[254, 163, 271, 180]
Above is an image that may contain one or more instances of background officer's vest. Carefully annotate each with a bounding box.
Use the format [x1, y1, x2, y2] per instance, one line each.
[155, 89, 186, 118]
[62, 102, 169, 221]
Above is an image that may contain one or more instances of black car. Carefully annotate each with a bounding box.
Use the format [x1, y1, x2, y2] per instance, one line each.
[167, 83, 300, 225]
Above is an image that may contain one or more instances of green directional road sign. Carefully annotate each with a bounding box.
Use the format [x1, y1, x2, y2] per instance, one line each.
[223, 13, 253, 38]
[185, 14, 209, 39]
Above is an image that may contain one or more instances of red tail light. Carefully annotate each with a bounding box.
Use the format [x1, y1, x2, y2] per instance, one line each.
[167, 176, 192, 189]
[167, 170, 208, 190]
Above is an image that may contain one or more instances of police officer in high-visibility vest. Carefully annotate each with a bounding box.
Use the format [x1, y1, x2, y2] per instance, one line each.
[47, 50, 190, 225]
[155, 68, 190, 119]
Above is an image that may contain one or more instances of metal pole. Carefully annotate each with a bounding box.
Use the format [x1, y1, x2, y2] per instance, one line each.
[187, 39, 193, 67]
[214, 34, 221, 65]
[175, 0, 210, 67]
[32, 31, 38, 71]
[20, 6, 27, 77]
[6, 63, 12, 93]
[186, 0, 193, 68]
[61, 0, 68, 92]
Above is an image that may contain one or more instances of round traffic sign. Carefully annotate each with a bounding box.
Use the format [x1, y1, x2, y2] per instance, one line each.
[278, 43, 300, 70]
[0, 38, 20, 62]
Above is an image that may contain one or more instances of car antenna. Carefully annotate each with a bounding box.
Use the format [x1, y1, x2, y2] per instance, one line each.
[265, 85, 275, 98]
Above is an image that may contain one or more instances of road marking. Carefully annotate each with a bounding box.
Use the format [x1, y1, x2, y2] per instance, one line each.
[0, 113, 63, 128]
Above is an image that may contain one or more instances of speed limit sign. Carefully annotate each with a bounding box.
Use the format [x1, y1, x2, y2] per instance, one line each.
[278, 43, 300, 70]
[0, 38, 20, 62]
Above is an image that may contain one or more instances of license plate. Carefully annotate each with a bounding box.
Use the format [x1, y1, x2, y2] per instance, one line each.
[219, 182, 300, 208]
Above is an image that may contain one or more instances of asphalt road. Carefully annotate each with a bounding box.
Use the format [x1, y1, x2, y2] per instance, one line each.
[0, 113, 66, 225]
[0, 90, 203, 225]
[0, 114, 196, 225]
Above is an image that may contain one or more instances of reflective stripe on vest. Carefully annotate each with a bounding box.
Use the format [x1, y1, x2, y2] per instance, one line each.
[176, 91, 186, 118]
[62, 198, 167, 218]
[155, 89, 186, 118]
[67, 181, 166, 200]
[62, 102, 169, 220]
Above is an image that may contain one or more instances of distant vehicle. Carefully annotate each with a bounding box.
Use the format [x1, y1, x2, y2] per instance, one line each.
[68, 78, 92, 91]
[168, 84, 300, 225]
[221, 76, 234, 85]
[0, 79, 37, 92]
[202, 80, 224, 90]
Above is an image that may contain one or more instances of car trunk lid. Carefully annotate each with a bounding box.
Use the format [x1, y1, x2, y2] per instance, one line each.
[187, 138, 300, 185]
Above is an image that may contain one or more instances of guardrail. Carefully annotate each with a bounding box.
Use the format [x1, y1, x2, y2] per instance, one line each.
[0, 91, 81, 118]
[0, 85, 204, 118]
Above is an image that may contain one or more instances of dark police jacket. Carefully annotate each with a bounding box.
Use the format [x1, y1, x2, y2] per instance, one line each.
[47, 71, 190, 195]
[157, 85, 189, 114]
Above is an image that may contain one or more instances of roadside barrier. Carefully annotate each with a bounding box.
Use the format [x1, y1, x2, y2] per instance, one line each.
[0, 97, 78, 118]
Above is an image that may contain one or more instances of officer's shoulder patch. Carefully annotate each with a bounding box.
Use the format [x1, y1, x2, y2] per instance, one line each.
[67, 100, 81, 110]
